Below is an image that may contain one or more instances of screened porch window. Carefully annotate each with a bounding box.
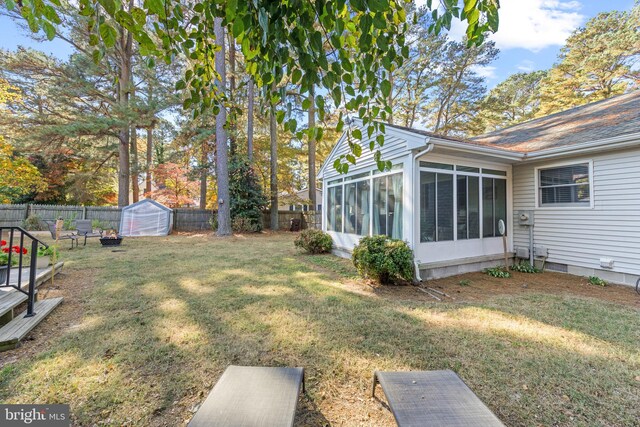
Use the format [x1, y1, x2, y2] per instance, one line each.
[482, 177, 507, 237]
[420, 163, 507, 243]
[420, 171, 454, 242]
[372, 173, 403, 239]
[344, 180, 370, 235]
[327, 186, 343, 232]
[538, 163, 590, 206]
[457, 175, 480, 240]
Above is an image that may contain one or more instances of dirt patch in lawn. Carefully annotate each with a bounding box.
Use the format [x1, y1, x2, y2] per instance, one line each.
[412, 270, 640, 307]
[0, 267, 95, 369]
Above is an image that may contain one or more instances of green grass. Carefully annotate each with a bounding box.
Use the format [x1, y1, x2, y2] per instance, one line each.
[1, 233, 639, 426]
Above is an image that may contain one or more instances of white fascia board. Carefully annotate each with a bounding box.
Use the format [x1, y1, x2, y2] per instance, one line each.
[429, 137, 524, 162]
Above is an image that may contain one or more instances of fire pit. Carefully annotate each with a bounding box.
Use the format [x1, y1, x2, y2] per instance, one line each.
[100, 230, 123, 246]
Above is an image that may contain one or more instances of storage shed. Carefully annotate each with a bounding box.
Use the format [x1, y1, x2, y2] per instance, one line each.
[119, 199, 173, 237]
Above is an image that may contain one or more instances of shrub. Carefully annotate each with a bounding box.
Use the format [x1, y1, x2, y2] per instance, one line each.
[294, 229, 333, 254]
[588, 276, 607, 287]
[23, 215, 45, 231]
[352, 235, 414, 285]
[510, 261, 540, 273]
[484, 266, 511, 278]
[232, 217, 262, 233]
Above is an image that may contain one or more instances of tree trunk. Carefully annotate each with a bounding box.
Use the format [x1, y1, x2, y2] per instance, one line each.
[247, 79, 254, 162]
[269, 88, 278, 231]
[214, 18, 231, 236]
[388, 69, 394, 125]
[199, 141, 208, 209]
[228, 32, 237, 157]
[130, 126, 139, 203]
[145, 126, 153, 195]
[116, 0, 134, 207]
[307, 85, 316, 210]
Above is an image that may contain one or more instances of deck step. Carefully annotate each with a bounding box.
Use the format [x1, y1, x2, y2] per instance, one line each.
[0, 291, 28, 320]
[0, 297, 63, 352]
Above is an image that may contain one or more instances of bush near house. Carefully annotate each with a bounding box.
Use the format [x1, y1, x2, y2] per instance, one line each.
[352, 235, 414, 285]
[294, 229, 333, 254]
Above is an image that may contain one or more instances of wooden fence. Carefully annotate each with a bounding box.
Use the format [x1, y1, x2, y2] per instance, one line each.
[173, 208, 214, 231]
[0, 204, 322, 232]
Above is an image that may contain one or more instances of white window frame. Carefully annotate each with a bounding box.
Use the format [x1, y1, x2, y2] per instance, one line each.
[418, 162, 508, 243]
[534, 160, 594, 209]
[324, 166, 403, 237]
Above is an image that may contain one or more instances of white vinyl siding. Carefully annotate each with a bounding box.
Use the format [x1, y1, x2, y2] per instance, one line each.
[512, 146, 640, 276]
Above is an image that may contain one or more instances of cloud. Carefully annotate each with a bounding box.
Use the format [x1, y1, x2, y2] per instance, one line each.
[471, 65, 498, 79]
[517, 60, 537, 72]
[416, 0, 585, 52]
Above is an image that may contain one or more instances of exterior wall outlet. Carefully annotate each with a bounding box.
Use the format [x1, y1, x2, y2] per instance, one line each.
[516, 247, 530, 259]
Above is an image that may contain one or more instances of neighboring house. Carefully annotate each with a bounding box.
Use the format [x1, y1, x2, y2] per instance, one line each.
[318, 91, 640, 286]
[280, 188, 323, 212]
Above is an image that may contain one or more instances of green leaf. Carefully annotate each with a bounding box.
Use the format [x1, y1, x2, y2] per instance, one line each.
[175, 80, 187, 90]
[292, 69, 302, 84]
[368, 0, 389, 12]
[43, 22, 56, 40]
[352, 129, 362, 140]
[226, 0, 238, 20]
[380, 80, 391, 98]
[98, 0, 116, 16]
[99, 23, 117, 48]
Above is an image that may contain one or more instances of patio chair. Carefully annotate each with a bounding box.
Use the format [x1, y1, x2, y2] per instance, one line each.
[188, 365, 305, 427]
[75, 219, 103, 246]
[44, 220, 79, 249]
[372, 370, 504, 427]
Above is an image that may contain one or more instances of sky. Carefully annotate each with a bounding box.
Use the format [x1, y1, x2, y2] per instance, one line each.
[0, 0, 637, 88]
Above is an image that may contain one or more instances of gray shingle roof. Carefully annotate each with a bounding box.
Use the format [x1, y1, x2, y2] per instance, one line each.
[471, 91, 640, 152]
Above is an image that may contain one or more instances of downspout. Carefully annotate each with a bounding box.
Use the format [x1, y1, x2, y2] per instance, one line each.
[412, 142, 434, 282]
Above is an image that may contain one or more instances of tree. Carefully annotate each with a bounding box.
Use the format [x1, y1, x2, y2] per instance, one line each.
[0, 138, 47, 203]
[148, 162, 199, 207]
[426, 40, 498, 136]
[538, 5, 640, 116]
[214, 17, 231, 236]
[8, 0, 499, 171]
[229, 157, 267, 231]
[477, 71, 546, 133]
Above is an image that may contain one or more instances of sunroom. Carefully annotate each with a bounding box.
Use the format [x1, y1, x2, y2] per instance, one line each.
[319, 121, 521, 279]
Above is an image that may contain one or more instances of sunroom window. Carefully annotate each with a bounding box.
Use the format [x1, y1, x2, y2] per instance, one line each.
[420, 163, 507, 243]
[372, 173, 403, 239]
[538, 163, 590, 206]
[482, 177, 507, 237]
[327, 186, 343, 232]
[344, 180, 370, 235]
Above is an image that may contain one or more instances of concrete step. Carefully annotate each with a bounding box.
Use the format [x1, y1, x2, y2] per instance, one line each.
[0, 297, 63, 352]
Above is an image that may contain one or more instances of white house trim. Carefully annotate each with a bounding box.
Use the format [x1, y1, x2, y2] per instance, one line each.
[533, 159, 595, 210]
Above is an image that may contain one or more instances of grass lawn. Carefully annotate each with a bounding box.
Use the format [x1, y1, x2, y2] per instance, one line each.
[1, 232, 639, 426]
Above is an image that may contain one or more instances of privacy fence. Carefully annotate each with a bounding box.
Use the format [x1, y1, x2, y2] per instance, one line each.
[0, 204, 321, 232]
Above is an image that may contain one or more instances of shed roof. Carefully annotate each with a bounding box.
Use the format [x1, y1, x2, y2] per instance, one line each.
[471, 91, 640, 152]
[121, 198, 172, 212]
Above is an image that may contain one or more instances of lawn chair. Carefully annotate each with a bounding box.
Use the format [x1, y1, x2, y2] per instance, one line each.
[75, 219, 103, 246]
[372, 370, 504, 427]
[44, 220, 79, 249]
[188, 365, 305, 427]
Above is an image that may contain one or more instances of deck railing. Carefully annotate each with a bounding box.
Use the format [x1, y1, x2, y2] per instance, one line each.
[0, 227, 48, 317]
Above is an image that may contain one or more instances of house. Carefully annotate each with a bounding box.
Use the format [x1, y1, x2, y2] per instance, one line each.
[279, 188, 323, 212]
[318, 91, 640, 286]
